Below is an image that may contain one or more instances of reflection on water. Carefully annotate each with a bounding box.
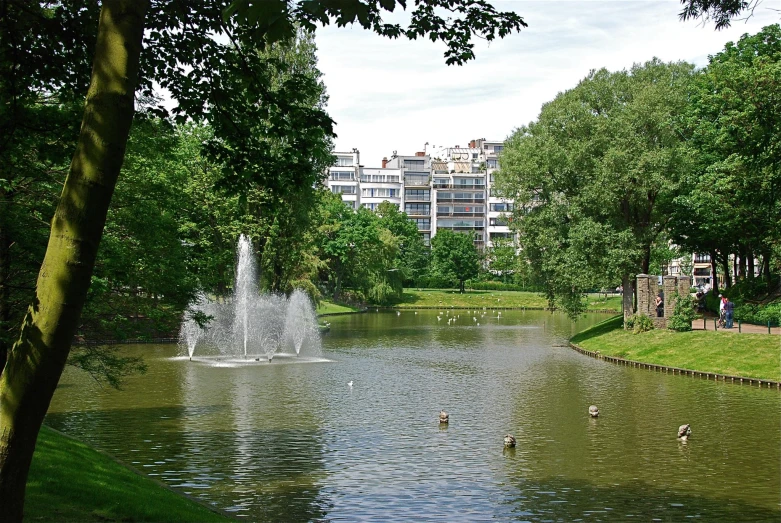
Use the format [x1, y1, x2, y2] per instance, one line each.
[47, 310, 781, 521]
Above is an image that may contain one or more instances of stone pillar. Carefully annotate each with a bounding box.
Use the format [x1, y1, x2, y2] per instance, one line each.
[663, 275, 677, 320]
[636, 274, 651, 317]
[677, 275, 691, 297]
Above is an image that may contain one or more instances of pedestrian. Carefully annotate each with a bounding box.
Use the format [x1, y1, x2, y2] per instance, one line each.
[724, 297, 734, 329]
[718, 294, 726, 328]
[655, 293, 664, 317]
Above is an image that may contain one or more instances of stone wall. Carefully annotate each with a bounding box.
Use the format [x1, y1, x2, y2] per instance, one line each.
[636, 274, 691, 329]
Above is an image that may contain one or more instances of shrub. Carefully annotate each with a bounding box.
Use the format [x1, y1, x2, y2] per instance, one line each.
[668, 292, 697, 331]
[625, 314, 654, 334]
[734, 302, 781, 326]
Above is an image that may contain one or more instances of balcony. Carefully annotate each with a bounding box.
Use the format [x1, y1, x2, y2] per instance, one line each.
[361, 175, 400, 183]
[437, 212, 485, 218]
[436, 197, 485, 204]
[434, 184, 486, 190]
[405, 176, 430, 186]
[406, 195, 431, 202]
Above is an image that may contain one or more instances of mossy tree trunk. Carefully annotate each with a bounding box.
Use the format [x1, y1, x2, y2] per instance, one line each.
[621, 274, 635, 325]
[0, 2, 148, 520]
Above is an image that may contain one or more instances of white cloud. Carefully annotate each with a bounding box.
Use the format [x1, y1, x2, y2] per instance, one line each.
[314, 0, 779, 166]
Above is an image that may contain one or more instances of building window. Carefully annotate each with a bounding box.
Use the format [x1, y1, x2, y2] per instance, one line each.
[330, 171, 355, 181]
[404, 159, 425, 169]
[493, 145, 503, 153]
[331, 185, 356, 194]
[487, 159, 498, 169]
[405, 189, 430, 201]
[412, 218, 431, 230]
[335, 156, 353, 167]
[405, 174, 429, 185]
[490, 217, 509, 226]
[490, 203, 513, 212]
[405, 203, 430, 215]
[362, 188, 398, 198]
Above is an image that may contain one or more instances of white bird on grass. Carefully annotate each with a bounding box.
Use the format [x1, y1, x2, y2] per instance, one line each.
[348, 381, 353, 388]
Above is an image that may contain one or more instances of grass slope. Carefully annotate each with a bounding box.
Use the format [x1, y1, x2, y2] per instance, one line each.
[316, 299, 360, 315]
[396, 289, 621, 311]
[26, 426, 232, 522]
[571, 316, 781, 381]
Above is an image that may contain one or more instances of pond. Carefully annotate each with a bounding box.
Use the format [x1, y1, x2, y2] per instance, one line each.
[47, 310, 781, 521]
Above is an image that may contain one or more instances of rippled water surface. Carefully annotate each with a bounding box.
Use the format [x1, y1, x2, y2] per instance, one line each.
[47, 310, 781, 521]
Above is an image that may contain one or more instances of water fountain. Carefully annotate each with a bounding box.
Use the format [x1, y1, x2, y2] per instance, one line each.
[178, 235, 323, 362]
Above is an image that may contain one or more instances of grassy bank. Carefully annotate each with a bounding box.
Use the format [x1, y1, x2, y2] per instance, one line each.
[316, 299, 361, 315]
[396, 289, 622, 311]
[26, 426, 232, 522]
[571, 316, 781, 381]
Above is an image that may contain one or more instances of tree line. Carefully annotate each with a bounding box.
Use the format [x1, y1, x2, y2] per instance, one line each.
[496, 24, 781, 319]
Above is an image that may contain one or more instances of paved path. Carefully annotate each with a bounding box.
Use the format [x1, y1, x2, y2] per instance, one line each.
[691, 313, 781, 334]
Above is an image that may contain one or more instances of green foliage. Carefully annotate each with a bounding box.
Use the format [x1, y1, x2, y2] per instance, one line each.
[430, 229, 481, 293]
[463, 280, 539, 292]
[734, 302, 781, 327]
[316, 196, 403, 305]
[497, 59, 695, 319]
[678, 0, 755, 29]
[225, 0, 527, 66]
[668, 292, 697, 331]
[375, 201, 429, 286]
[625, 314, 655, 334]
[669, 25, 781, 284]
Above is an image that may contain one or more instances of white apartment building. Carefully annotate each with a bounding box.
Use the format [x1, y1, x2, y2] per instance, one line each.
[324, 140, 516, 250]
[327, 150, 360, 209]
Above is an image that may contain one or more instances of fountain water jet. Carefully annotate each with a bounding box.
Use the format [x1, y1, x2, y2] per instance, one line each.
[179, 235, 322, 362]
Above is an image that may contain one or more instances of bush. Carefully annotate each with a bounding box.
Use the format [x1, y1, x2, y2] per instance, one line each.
[668, 292, 697, 331]
[734, 302, 781, 327]
[625, 314, 654, 334]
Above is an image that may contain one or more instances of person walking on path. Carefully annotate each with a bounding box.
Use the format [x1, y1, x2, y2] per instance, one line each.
[719, 294, 727, 328]
[724, 297, 735, 329]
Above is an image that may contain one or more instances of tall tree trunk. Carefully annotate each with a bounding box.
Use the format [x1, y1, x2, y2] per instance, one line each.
[621, 274, 635, 326]
[722, 255, 731, 289]
[334, 259, 343, 302]
[710, 251, 719, 294]
[0, 3, 148, 520]
[738, 245, 747, 280]
[0, 214, 10, 372]
[762, 249, 772, 284]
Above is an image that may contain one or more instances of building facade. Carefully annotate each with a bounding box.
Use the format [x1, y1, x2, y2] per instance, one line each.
[325, 139, 516, 250]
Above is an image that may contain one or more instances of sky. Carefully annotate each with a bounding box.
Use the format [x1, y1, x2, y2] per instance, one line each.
[313, 0, 779, 167]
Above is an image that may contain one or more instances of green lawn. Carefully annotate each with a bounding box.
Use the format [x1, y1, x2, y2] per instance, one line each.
[571, 316, 781, 381]
[316, 299, 361, 315]
[26, 426, 233, 522]
[396, 289, 622, 311]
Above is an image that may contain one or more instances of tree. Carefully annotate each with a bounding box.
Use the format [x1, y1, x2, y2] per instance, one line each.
[497, 59, 695, 319]
[375, 201, 428, 286]
[669, 25, 781, 287]
[0, 1, 527, 518]
[486, 236, 518, 279]
[678, 0, 763, 29]
[316, 195, 400, 303]
[430, 229, 480, 293]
